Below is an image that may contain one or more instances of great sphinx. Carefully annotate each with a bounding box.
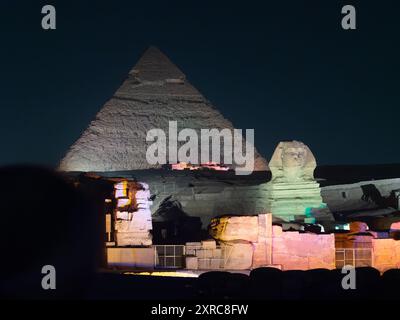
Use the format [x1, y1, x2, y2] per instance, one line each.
[265, 141, 327, 223]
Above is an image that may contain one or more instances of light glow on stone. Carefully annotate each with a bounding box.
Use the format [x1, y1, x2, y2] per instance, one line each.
[115, 181, 128, 198]
[117, 198, 131, 207]
[124, 271, 199, 278]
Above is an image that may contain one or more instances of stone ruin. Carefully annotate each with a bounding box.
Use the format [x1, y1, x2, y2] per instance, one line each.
[113, 180, 153, 246]
[183, 213, 336, 270]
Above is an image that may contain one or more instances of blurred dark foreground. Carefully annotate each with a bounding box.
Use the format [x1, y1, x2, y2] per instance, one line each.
[0, 165, 400, 300]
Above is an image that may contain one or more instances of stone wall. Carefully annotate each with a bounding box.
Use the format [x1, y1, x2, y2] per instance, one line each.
[221, 241, 253, 270]
[372, 238, 400, 272]
[95, 170, 400, 229]
[208, 214, 335, 270]
[271, 226, 336, 270]
[185, 239, 254, 270]
[185, 240, 224, 270]
[114, 181, 153, 246]
[107, 247, 155, 268]
[100, 170, 270, 228]
[209, 216, 259, 242]
[321, 178, 400, 213]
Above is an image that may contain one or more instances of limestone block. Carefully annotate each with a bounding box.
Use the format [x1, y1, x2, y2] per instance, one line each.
[272, 225, 283, 237]
[390, 222, 400, 230]
[112, 180, 153, 246]
[273, 254, 309, 270]
[271, 229, 335, 270]
[129, 209, 152, 230]
[136, 198, 151, 204]
[308, 256, 335, 270]
[198, 258, 211, 269]
[185, 249, 195, 256]
[185, 242, 202, 255]
[135, 189, 150, 199]
[201, 239, 217, 249]
[116, 211, 132, 220]
[137, 202, 151, 209]
[372, 238, 400, 272]
[196, 249, 213, 259]
[210, 258, 222, 269]
[221, 241, 253, 270]
[185, 256, 198, 270]
[212, 248, 222, 258]
[205, 249, 213, 258]
[115, 231, 152, 246]
[374, 254, 394, 266]
[186, 242, 202, 247]
[323, 254, 336, 265]
[117, 198, 131, 208]
[209, 216, 258, 242]
[283, 231, 300, 239]
[285, 239, 306, 254]
[257, 213, 272, 241]
[115, 220, 130, 232]
[376, 247, 393, 256]
[271, 237, 286, 253]
[107, 247, 154, 268]
[308, 241, 333, 256]
[196, 249, 206, 259]
[252, 242, 269, 268]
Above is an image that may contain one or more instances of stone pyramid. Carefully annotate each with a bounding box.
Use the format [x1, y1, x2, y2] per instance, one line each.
[60, 47, 268, 172]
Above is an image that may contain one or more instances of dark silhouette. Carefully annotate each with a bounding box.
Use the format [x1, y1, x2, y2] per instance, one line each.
[1, 166, 400, 300]
[152, 196, 203, 244]
[0, 166, 104, 299]
[361, 184, 386, 207]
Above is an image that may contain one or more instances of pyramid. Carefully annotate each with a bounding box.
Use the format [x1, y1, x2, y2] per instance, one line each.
[60, 47, 268, 172]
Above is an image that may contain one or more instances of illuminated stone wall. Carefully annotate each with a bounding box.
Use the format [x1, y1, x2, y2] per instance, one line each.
[271, 226, 336, 270]
[114, 181, 153, 246]
[372, 238, 400, 272]
[107, 247, 155, 268]
[210, 214, 336, 270]
[86, 169, 400, 230]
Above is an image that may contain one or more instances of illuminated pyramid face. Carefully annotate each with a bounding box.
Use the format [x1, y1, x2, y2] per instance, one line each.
[59, 47, 268, 172]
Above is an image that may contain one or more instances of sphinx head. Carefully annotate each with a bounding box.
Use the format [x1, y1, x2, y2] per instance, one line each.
[269, 141, 316, 183]
[281, 143, 308, 181]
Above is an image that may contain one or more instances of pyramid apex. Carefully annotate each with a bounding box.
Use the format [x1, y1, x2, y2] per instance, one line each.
[141, 46, 163, 56]
[129, 46, 186, 82]
[146, 45, 162, 51]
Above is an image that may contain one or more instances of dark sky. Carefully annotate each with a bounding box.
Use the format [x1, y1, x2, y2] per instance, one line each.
[1, 0, 399, 167]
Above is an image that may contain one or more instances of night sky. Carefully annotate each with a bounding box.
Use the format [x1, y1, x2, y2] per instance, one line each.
[1, 0, 399, 167]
